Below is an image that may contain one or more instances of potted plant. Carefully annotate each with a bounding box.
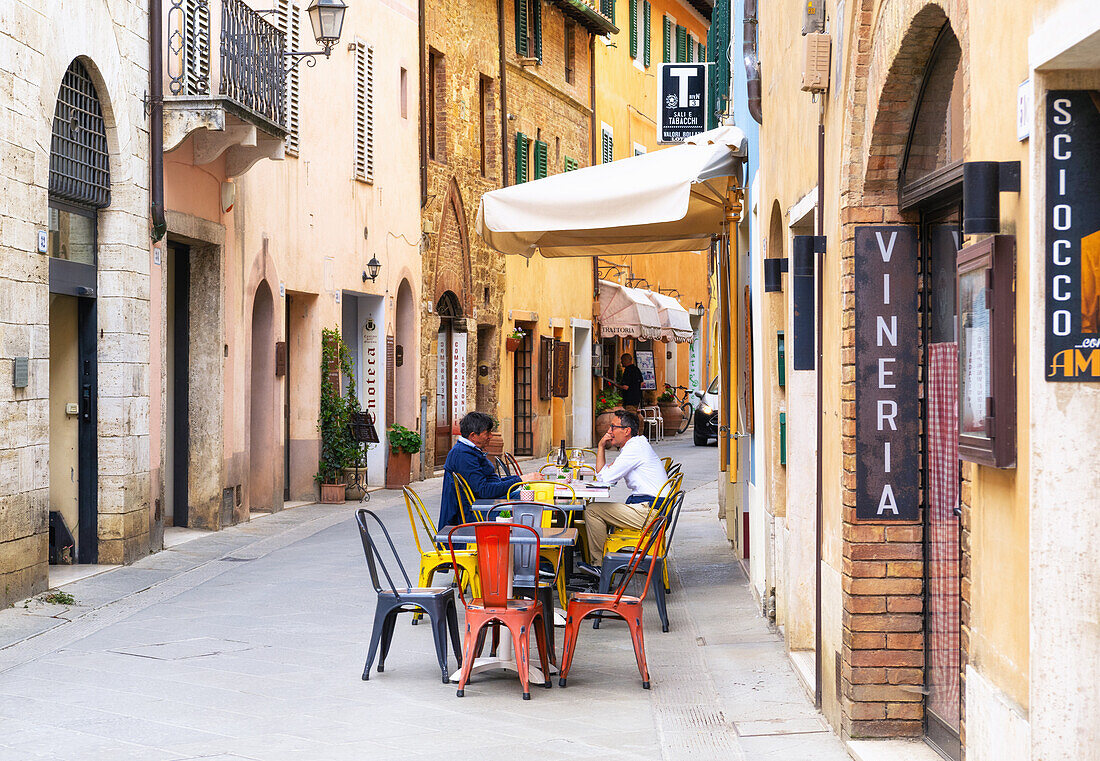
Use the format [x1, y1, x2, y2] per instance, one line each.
[594, 387, 623, 441]
[657, 387, 684, 433]
[316, 327, 355, 503]
[482, 414, 505, 457]
[386, 424, 422, 489]
[505, 327, 526, 352]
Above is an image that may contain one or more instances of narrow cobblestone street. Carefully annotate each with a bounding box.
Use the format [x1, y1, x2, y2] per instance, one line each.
[0, 439, 849, 761]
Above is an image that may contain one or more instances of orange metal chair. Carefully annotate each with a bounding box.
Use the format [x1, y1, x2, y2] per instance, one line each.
[557, 514, 668, 690]
[506, 482, 572, 608]
[448, 522, 553, 700]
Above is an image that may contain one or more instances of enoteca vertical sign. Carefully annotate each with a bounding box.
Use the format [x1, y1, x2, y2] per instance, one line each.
[659, 63, 708, 143]
[1045, 91, 1100, 380]
[854, 227, 919, 521]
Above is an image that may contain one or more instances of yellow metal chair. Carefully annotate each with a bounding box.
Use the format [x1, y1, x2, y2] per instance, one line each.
[506, 481, 573, 607]
[452, 472, 487, 522]
[402, 486, 481, 622]
[602, 474, 683, 591]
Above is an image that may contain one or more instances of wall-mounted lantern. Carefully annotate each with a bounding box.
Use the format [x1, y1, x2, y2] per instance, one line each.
[284, 0, 348, 73]
[362, 254, 381, 283]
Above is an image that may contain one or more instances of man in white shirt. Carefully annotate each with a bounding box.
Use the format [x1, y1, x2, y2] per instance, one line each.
[577, 409, 668, 574]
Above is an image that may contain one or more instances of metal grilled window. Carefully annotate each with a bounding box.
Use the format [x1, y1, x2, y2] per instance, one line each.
[276, 0, 301, 153]
[354, 41, 374, 182]
[49, 59, 110, 209]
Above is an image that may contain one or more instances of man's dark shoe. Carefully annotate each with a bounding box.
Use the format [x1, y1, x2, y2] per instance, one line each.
[576, 562, 602, 578]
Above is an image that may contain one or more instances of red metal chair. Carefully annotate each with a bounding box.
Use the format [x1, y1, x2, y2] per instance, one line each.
[557, 514, 668, 690]
[447, 522, 553, 700]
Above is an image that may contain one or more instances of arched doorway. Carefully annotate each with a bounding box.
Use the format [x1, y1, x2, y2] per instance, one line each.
[395, 279, 417, 428]
[435, 291, 464, 466]
[249, 281, 276, 514]
[47, 59, 110, 565]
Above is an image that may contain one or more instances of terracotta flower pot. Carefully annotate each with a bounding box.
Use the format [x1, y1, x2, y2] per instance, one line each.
[594, 411, 617, 442]
[505, 336, 522, 351]
[386, 450, 413, 489]
[659, 402, 683, 433]
[319, 483, 346, 504]
[483, 432, 505, 458]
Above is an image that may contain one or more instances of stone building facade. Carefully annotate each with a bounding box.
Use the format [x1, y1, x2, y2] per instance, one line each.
[0, 0, 153, 607]
[419, 0, 506, 472]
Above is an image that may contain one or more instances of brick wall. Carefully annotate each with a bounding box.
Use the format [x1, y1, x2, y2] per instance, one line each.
[837, 0, 971, 741]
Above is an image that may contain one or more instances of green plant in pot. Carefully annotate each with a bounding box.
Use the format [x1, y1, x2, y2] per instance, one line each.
[385, 424, 422, 489]
[594, 387, 623, 441]
[316, 327, 356, 503]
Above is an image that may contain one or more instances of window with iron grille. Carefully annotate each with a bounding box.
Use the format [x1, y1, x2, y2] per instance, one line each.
[276, 0, 301, 153]
[354, 41, 374, 182]
[50, 59, 110, 209]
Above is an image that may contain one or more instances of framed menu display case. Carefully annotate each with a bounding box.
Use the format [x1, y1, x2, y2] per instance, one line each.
[957, 235, 1016, 467]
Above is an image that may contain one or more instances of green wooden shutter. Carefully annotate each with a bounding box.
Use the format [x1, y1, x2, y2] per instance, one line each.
[600, 0, 614, 23]
[533, 0, 542, 61]
[515, 132, 529, 183]
[643, 2, 651, 66]
[629, 0, 637, 59]
[676, 25, 686, 62]
[662, 16, 671, 62]
[563, 156, 578, 172]
[515, 0, 528, 57]
[533, 140, 548, 179]
[699, 42, 706, 62]
[601, 129, 613, 163]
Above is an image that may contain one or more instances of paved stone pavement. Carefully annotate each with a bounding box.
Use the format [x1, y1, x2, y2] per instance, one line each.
[0, 438, 851, 761]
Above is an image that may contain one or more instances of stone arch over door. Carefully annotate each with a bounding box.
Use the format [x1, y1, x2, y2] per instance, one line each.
[432, 179, 473, 310]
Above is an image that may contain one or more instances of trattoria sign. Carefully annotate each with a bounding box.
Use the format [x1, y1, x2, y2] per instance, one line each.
[854, 227, 919, 521]
[1045, 91, 1100, 381]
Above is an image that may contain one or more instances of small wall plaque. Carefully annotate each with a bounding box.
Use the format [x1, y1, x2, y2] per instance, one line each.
[13, 357, 29, 388]
[37, 231, 48, 254]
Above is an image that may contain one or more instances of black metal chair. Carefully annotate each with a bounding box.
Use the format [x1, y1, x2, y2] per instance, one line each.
[356, 509, 462, 683]
[595, 491, 685, 633]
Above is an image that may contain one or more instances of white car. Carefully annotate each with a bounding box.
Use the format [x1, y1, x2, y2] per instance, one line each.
[693, 376, 719, 446]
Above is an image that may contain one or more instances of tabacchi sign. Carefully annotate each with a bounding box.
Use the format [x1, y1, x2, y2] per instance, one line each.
[1045, 91, 1100, 381]
[854, 227, 919, 521]
[659, 63, 708, 144]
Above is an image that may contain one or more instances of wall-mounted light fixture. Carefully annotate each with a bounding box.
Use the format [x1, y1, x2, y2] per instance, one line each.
[962, 161, 1021, 235]
[362, 255, 381, 283]
[764, 257, 788, 292]
[280, 0, 348, 74]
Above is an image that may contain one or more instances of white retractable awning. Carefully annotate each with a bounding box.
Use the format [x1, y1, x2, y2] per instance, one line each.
[645, 291, 694, 343]
[476, 126, 748, 258]
[598, 280, 662, 341]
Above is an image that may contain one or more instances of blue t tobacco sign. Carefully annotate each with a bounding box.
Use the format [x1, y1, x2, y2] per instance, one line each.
[659, 63, 708, 144]
[854, 226, 919, 522]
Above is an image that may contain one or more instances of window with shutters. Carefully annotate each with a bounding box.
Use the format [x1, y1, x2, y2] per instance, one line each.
[515, 132, 530, 183]
[533, 139, 548, 180]
[601, 124, 613, 164]
[687, 33, 695, 61]
[663, 16, 672, 62]
[676, 25, 687, 62]
[564, 20, 575, 83]
[698, 42, 706, 63]
[633, 142, 647, 156]
[642, 1, 651, 67]
[479, 75, 494, 177]
[600, 0, 615, 25]
[170, 0, 211, 96]
[276, 0, 301, 153]
[563, 156, 579, 172]
[516, 0, 542, 61]
[354, 41, 374, 183]
[629, 0, 638, 59]
[427, 49, 445, 161]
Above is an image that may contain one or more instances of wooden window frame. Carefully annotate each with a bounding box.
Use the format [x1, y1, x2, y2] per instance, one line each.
[564, 20, 575, 83]
[956, 234, 1016, 468]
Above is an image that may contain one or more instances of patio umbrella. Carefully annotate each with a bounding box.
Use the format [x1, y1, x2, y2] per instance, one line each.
[644, 290, 694, 343]
[476, 126, 748, 257]
[597, 280, 663, 340]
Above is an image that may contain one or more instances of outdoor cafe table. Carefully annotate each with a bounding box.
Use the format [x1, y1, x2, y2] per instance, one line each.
[434, 525, 578, 684]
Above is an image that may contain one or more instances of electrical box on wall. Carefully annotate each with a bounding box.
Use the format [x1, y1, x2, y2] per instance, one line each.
[802, 0, 825, 34]
[801, 33, 832, 92]
[591, 343, 603, 373]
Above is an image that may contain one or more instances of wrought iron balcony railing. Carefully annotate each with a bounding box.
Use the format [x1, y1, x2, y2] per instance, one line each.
[166, 0, 286, 132]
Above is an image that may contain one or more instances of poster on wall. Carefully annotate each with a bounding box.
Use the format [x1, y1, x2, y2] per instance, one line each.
[451, 331, 467, 423]
[1045, 91, 1100, 380]
[635, 350, 657, 390]
[854, 226, 920, 521]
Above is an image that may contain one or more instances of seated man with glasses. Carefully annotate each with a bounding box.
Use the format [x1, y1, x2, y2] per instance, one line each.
[439, 411, 543, 530]
[577, 409, 668, 577]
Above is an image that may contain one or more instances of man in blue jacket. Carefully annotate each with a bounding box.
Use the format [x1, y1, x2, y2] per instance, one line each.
[439, 411, 542, 529]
